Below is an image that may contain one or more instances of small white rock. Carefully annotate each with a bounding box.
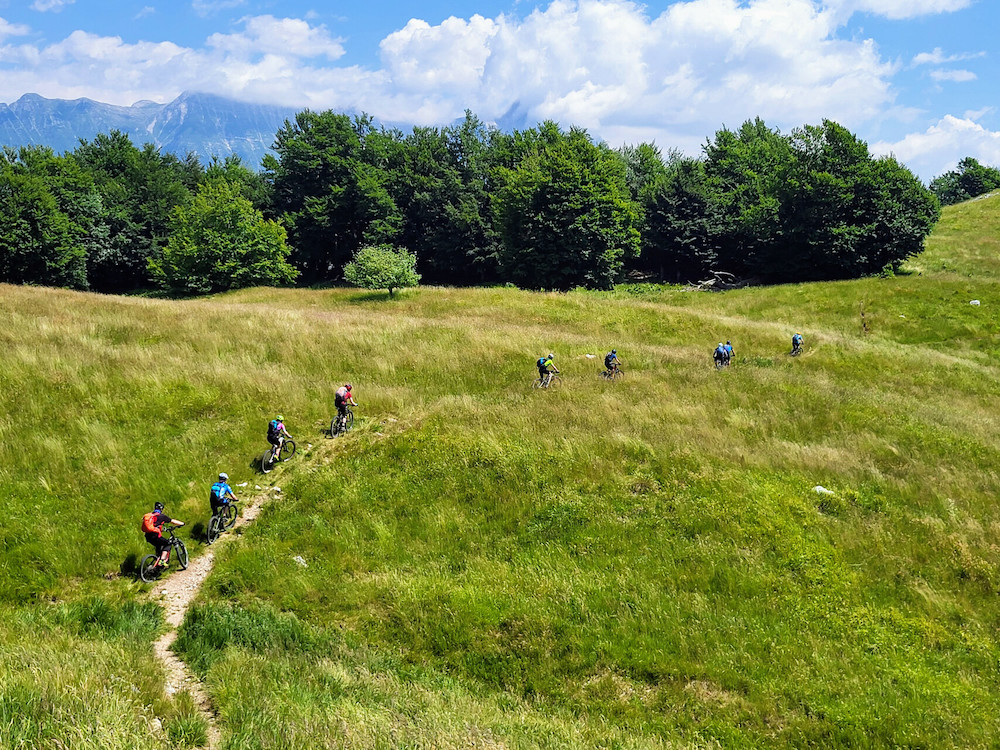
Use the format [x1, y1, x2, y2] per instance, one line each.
[970, 300, 981, 306]
[813, 486, 835, 496]
[236, 482, 248, 487]
[585, 354, 596, 358]
[273, 487, 282, 493]
[254, 485, 262, 490]
[292, 555, 308, 567]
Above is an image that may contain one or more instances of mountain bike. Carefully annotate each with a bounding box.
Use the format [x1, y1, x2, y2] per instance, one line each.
[330, 407, 355, 438]
[533, 373, 561, 389]
[139, 527, 188, 582]
[601, 364, 625, 380]
[262, 439, 296, 473]
[790, 345, 802, 357]
[206, 501, 238, 544]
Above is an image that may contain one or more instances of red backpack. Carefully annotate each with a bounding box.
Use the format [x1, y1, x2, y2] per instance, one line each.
[141, 512, 160, 534]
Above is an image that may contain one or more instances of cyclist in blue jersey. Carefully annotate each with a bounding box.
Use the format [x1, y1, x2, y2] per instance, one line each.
[209, 472, 238, 516]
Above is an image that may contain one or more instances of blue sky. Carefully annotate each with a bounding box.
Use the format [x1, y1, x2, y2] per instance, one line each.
[0, 0, 996, 180]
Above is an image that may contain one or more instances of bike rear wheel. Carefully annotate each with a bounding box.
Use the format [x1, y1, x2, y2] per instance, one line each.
[206, 515, 221, 544]
[174, 539, 188, 570]
[262, 447, 276, 473]
[139, 555, 161, 582]
[280, 440, 296, 461]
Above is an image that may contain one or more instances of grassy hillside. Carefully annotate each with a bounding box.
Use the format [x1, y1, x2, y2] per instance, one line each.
[2, 195, 1000, 747]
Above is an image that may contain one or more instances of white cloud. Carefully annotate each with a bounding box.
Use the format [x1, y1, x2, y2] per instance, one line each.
[912, 47, 984, 66]
[192, 0, 244, 17]
[134, 7, 155, 20]
[208, 15, 344, 59]
[372, 0, 895, 144]
[0, 17, 32, 40]
[826, 0, 972, 21]
[30, 0, 74, 12]
[872, 116, 1000, 180]
[929, 69, 976, 82]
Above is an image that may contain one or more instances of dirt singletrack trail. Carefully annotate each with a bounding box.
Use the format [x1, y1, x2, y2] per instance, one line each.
[148, 479, 281, 750]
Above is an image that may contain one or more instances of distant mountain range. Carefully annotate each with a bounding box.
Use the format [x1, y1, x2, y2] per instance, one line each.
[0, 91, 301, 169]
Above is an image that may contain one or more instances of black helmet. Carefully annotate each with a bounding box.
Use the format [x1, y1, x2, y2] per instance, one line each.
[154, 501, 164, 511]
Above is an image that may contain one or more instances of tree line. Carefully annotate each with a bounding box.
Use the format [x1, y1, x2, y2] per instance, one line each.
[0, 113, 942, 295]
[929, 157, 1000, 207]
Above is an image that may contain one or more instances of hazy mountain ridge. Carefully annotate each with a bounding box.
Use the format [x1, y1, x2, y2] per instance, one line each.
[0, 91, 299, 168]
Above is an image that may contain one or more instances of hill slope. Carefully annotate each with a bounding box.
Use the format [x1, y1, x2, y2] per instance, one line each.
[2, 196, 1000, 748]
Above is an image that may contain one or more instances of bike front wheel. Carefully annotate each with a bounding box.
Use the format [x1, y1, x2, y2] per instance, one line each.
[224, 504, 238, 529]
[139, 555, 161, 583]
[545, 375, 561, 388]
[280, 440, 296, 461]
[174, 540, 188, 570]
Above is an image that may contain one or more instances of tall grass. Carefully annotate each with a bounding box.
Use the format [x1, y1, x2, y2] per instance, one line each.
[3, 195, 1000, 746]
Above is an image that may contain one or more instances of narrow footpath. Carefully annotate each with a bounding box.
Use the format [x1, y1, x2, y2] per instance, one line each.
[148, 477, 284, 750]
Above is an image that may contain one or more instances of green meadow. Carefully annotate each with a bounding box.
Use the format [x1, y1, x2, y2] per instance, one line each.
[2, 195, 1000, 748]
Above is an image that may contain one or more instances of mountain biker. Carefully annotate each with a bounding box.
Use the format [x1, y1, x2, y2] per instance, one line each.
[267, 415, 292, 456]
[334, 383, 357, 427]
[604, 349, 621, 376]
[210, 472, 238, 516]
[141, 501, 184, 568]
[724, 340, 734, 364]
[791, 332, 803, 354]
[713, 342, 727, 367]
[537, 353, 559, 385]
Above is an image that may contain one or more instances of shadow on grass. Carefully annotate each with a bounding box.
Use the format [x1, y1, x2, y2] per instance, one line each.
[189, 521, 208, 543]
[343, 290, 397, 304]
[119, 553, 139, 580]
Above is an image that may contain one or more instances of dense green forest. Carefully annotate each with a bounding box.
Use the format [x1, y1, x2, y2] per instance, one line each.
[0, 112, 947, 293]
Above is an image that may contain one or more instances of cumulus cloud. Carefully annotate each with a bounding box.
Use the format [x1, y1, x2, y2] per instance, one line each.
[208, 15, 345, 60]
[372, 0, 896, 145]
[929, 69, 976, 82]
[873, 115, 1000, 180]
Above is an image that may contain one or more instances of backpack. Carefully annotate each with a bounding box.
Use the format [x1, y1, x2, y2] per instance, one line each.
[537, 357, 546, 368]
[210, 482, 224, 502]
[141, 511, 159, 534]
[267, 419, 279, 440]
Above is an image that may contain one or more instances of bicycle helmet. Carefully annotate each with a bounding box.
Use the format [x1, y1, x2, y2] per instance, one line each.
[726, 341, 731, 345]
[548, 353, 554, 359]
[276, 415, 284, 422]
[219, 472, 228, 482]
[611, 349, 616, 355]
[154, 501, 164, 511]
[345, 383, 352, 391]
